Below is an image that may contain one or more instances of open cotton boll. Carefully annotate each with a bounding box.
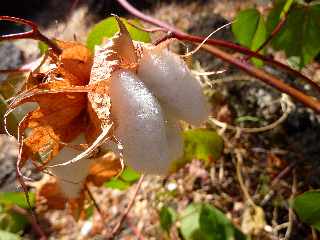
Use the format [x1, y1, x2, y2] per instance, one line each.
[49, 134, 91, 199]
[110, 69, 170, 174]
[101, 111, 183, 172]
[138, 46, 210, 125]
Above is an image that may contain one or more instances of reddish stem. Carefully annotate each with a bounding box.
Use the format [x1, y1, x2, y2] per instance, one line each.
[116, 0, 320, 109]
[0, 16, 62, 55]
[202, 44, 320, 113]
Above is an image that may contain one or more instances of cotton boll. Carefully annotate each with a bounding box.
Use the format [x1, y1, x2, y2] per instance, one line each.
[50, 134, 91, 199]
[163, 111, 183, 162]
[110, 69, 170, 174]
[138, 46, 210, 125]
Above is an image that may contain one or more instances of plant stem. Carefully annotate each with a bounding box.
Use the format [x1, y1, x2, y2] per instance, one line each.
[0, 16, 62, 55]
[116, 0, 320, 111]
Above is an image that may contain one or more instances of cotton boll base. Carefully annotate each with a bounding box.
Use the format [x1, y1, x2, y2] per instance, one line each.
[110, 69, 171, 174]
[138, 46, 210, 125]
[49, 134, 91, 199]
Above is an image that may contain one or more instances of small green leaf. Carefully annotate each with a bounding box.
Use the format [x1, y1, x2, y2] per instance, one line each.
[0, 230, 21, 240]
[267, 1, 320, 67]
[86, 17, 151, 51]
[293, 190, 320, 231]
[179, 204, 201, 240]
[38, 42, 48, 55]
[183, 129, 223, 162]
[159, 206, 176, 232]
[104, 178, 130, 190]
[179, 203, 247, 240]
[0, 192, 35, 209]
[232, 9, 267, 67]
[120, 167, 140, 183]
[0, 211, 28, 234]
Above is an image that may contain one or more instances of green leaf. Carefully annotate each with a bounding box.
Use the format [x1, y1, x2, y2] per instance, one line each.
[159, 206, 176, 232]
[120, 167, 140, 183]
[179, 203, 247, 240]
[293, 190, 320, 231]
[281, 0, 294, 18]
[179, 204, 201, 240]
[0, 230, 21, 240]
[104, 178, 130, 190]
[232, 9, 267, 67]
[86, 17, 151, 51]
[0, 211, 28, 234]
[38, 42, 48, 55]
[183, 129, 223, 162]
[267, 1, 320, 67]
[0, 192, 35, 209]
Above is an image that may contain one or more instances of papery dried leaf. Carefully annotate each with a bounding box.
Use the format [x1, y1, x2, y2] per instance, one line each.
[36, 176, 67, 211]
[35, 175, 85, 219]
[86, 152, 122, 186]
[8, 41, 93, 166]
[50, 40, 93, 85]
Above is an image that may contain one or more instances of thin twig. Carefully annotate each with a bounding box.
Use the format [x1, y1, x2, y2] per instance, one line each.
[85, 184, 104, 217]
[209, 94, 293, 133]
[109, 174, 145, 238]
[235, 148, 256, 207]
[0, 16, 62, 55]
[283, 170, 296, 240]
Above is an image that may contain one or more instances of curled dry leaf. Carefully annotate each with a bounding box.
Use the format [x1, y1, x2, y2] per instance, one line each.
[5, 16, 209, 213]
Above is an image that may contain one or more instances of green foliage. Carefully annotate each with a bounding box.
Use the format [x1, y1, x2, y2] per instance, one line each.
[179, 203, 247, 240]
[171, 129, 223, 171]
[38, 41, 48, 55]
[0, 192, 35, 209]
[293, 190, 320, 231]
[267, 1, 320, 68]
[159, 206, 177, 232]
[0, 192, 35, 236]
[183, 129, 223, 163]
[104, 167, 140, 190]
[232, 9, 267, 66]
[0, 230, 21, 240]
[120, 166, 140, 183]
[232, 0, 320, 68]
[86, 16, 151, 51]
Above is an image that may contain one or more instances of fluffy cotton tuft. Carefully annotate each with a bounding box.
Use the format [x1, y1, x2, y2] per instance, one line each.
[50, 134, 91, 198]
[110, 69, 171, 174]
[138, 46, 210, 125]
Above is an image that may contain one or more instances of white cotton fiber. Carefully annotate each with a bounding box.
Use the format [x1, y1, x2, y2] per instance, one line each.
[163, 111, 183, 162]
[110, 69, 170, 174]
[49, 134, 91, 199]
[138, 46, 210, 125]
